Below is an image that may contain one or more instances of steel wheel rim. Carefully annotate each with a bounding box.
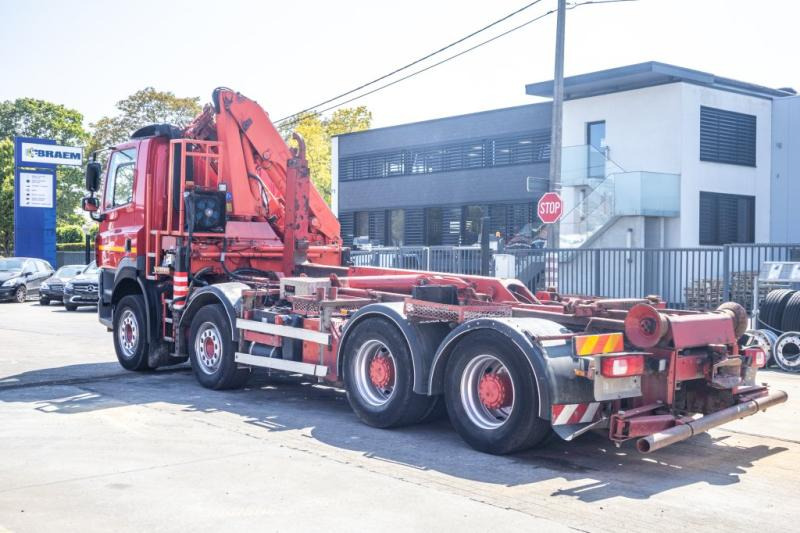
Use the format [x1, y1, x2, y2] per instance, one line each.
[775, 333, 800, 370]
[460, 354, 515, 430]
[15, 286, 26, 303]
[353, 339, 396, 407]
[195, 321, 223, 375]
[118, 309, 139, 359]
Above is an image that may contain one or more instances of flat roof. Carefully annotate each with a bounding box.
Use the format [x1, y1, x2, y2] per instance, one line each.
[333, 101, 550, 139]
[525, 61, 793, 100]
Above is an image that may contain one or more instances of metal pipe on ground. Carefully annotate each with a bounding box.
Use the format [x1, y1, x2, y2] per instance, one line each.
[636, 390, 788, 453]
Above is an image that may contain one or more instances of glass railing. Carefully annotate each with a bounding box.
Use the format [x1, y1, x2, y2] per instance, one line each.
[557, 146, 679, 248]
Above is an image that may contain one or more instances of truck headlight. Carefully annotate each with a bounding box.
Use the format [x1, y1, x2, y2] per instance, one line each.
[2, 279, 16, 287]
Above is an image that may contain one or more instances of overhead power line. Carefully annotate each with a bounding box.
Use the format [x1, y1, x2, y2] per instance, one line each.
[277, 0, 639, 128]
[274, 0, 545, 125]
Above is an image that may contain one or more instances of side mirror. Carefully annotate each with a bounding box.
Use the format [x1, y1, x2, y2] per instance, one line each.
[82, 196, 100, 213]
[85, 162, 102, 192]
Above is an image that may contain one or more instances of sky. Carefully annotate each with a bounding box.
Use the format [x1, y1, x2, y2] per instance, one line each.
[1, 0, 798, 132]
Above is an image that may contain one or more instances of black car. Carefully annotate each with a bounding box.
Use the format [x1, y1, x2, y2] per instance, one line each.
[39, 264, 86, 305]
[0, 257, 55, 303]
[63, 261, 100, 311]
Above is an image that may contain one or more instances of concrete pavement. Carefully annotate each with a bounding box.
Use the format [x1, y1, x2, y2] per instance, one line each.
[1, 301, 799, 532]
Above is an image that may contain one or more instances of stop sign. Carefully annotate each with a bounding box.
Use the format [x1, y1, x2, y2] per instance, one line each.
[537, 192, 563, 224]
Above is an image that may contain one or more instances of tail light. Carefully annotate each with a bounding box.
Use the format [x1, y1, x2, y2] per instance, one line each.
[600, 354, 644, 378]
[744, 346, 767, 368]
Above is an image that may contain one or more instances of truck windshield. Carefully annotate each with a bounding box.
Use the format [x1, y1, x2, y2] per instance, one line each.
[0, 259, 24, 271]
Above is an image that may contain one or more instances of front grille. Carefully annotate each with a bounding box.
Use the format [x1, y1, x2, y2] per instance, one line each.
[48, 284, 64, 291]
[73, 284, 98, 293]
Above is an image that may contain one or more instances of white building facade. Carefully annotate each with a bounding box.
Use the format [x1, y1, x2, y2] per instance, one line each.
[526, 62, 794, 249]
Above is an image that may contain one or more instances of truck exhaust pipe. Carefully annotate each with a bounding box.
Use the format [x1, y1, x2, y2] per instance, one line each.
[636, 390, 788, 453]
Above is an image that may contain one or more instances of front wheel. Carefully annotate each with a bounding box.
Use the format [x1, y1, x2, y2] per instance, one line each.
[444, 330, 550, 455]
[188, 304, 250, 390]
[14, 286, 26, 303]
[343, 317, 434, 428]
[39, 297, 50, 306]
[112, 295, 151, 371]
[64, 303, 78, 311]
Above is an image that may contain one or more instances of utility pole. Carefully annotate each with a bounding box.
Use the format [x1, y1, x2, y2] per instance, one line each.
[547, 0, 566, 251]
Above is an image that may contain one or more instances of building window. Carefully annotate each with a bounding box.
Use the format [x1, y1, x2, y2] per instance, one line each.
[699, 191, 755, 245]
[462, 206, 484, 245]
[700, 106, 756, 167]
[339, 129, 550, 181]
[425, 208, 443, 245]
[586, 120, 606, 179]
[387, 209, 405, 246]
[354, 211, 369, 239]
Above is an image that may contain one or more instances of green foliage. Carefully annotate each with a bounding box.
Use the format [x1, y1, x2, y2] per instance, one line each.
[56, 224, 83, 243]
[281, 107, 372, 204]
[0, 139, 13, 255]
[88, 87, 201, 154]
[56, 242, 87, 251]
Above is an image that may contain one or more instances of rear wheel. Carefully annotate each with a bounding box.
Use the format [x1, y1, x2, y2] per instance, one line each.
[113, 294, 151, 371]
[444, 330, 550, 455]
[343, 317, 433, 428]
[189, 304, 250, 390]
[14, 286, 26, 303]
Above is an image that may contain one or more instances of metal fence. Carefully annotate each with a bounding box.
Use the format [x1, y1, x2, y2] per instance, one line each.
[350, 243, 800, 310]
[56, 251, 89, 267]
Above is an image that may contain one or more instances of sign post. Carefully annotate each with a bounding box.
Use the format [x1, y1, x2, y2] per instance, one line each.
[13, 136, 83, 267]
[537, 191, 563, 291]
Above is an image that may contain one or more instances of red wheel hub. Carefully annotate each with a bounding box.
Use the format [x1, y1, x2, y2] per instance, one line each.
[478, 373, 512, 410]
[369, 354, 394, 389]
[204, 337, 216, 357]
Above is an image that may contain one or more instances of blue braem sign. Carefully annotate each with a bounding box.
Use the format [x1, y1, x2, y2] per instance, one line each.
[12, 136, 80, 267]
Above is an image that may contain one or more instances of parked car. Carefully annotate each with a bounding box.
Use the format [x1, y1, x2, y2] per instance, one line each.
[0, 257, 55, 303]
[39, 264, 86, 305]
[63, 261, 100, 311]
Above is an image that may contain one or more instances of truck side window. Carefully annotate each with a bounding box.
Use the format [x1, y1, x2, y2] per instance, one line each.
[104, 149, 137, 208]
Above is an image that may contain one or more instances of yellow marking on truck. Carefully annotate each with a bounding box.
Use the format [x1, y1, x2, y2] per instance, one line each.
[574, 332, 624, 356]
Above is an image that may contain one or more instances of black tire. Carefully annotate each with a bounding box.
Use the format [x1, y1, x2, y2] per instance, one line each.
[444, 330, 550, 455]
[14, 286, 26, 303]
[343, 317, 434, 428]
[188, 304, 250, 390]
[112, 294, 151, 371]
[64, 303, 78, 311]
[39, 297, 50, 306]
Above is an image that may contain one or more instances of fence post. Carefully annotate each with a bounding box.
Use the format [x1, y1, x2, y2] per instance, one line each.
[480, 216, 491, 276]
[425, 247, 431, 270]
[722, 244, 730, 302]
[593, 248, 601, 296]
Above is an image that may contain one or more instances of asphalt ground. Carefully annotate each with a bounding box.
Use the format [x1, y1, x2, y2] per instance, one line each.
[1, 300, 799, 532]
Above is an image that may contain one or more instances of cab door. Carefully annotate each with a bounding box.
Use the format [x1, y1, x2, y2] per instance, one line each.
[98, 145, 140, 270]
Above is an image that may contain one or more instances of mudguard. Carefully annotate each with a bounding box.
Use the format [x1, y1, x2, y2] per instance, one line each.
[427, 317, 595, 420]
[178, 282, 250, 341]
[336, 302, 450, 394]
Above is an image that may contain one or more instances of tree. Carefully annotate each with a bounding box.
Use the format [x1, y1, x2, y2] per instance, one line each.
[0, 139, 13, 254]
[283, 107, 372, 204]
[0, 98, 90, 244]
[88, 87, 201, 153]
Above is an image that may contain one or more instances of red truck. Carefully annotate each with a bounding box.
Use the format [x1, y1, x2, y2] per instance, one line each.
[82, 88, 786, 454]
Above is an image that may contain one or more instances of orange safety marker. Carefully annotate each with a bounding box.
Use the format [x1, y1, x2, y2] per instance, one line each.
[574, 332, 624, 356]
